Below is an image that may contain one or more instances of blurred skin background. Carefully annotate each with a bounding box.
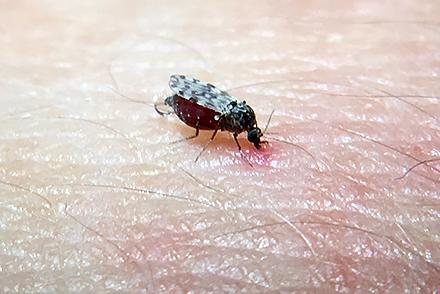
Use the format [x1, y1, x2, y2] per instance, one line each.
[1, 0, 439, 292]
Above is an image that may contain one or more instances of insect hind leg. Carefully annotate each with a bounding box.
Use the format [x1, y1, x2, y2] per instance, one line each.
[154, 102, 173, 116]
[154, 95, 176, 116]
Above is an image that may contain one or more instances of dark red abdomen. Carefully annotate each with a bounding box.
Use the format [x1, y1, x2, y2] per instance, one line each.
[168, 95, 220, 130]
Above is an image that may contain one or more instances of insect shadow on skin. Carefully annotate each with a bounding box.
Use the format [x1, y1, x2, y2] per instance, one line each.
[155, 74, 274, 166]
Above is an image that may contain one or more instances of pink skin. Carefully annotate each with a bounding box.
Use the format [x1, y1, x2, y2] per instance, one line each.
[1, 1, 440, 293]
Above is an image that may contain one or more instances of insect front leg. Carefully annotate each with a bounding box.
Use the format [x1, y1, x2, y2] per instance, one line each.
[194, 129, 219, 163]
[233, 133, 253, 167]
[233, 133, 242, 151]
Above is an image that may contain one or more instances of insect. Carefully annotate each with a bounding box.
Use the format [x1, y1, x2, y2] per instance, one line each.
[155, 74, 268, 162]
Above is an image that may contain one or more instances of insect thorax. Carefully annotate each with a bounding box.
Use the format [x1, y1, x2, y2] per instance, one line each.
[220, 101, 258, 134]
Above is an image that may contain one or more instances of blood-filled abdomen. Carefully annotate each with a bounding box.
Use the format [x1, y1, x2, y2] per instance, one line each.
[166, 95, 221, 130]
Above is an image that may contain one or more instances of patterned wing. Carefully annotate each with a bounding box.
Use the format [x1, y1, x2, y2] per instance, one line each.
[169, 74, 235, 113]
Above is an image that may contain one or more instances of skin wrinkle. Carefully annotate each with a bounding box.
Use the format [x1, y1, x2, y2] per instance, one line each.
[72, 183, 219, 208]
[264, 18, 440, 26]
[265, 135, 316, 160]
[318, 121, 440, 176]
[132, 185, 432, 288]
[177, 165, 242, 201]
[6, 116, 142, 159]
[0, 179, 52, 208]
[1, 104, 54, 120]
[107, 33, 210, 103]
[266, 203, 318, 257]
[230, 79, 438, 132]
[108, 32, 209, 86]
[1, 1, 440, 292]
[63, 202, 132, 263]
[374, 88, 440, 124]
[413, 171, 440, 184]
[63, 202, 157, 293]
[322, 93, 439, 100]
[171, 223, 420, 290]
[214, 218, 440, 274]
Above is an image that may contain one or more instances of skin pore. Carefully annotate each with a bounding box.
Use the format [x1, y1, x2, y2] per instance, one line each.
[1, 0, 439, 292]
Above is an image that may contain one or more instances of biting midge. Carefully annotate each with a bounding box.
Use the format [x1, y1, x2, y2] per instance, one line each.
[155, 74, 267, 162]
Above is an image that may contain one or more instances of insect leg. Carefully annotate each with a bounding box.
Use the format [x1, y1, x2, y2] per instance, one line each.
[194, 129, 218, 162]
[154, 102, 173, 116]
[155, 95, 177, 116]
[233, 133, 242, 151]
[170, 122, 200, 144]
[233, 133, 253, 167]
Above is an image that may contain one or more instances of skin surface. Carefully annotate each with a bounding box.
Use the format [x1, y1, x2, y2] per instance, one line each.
[1, 0, 439, 293]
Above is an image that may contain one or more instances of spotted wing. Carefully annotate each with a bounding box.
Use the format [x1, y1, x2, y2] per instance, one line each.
[169, 74, 235, 113]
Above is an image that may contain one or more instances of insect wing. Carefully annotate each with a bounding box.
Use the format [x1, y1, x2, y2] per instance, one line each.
[169, 75, 235, 113]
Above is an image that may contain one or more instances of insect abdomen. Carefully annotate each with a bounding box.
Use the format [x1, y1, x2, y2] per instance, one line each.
[168, 95, 221, 130]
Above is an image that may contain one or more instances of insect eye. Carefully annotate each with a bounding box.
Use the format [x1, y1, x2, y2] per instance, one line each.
[247, 128, 261, 142]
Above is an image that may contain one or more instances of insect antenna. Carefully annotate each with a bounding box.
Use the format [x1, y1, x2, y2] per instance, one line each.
[108, 65, 150, 105]
[108, 65, 173, 115]
[262, 109, 275, 134]
[108, 86, 150, 105]
[109, 73, 173, 116]
[108, 82, 174, 116]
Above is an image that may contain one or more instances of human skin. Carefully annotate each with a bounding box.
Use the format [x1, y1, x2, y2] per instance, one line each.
[1, 0, 439, 293]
